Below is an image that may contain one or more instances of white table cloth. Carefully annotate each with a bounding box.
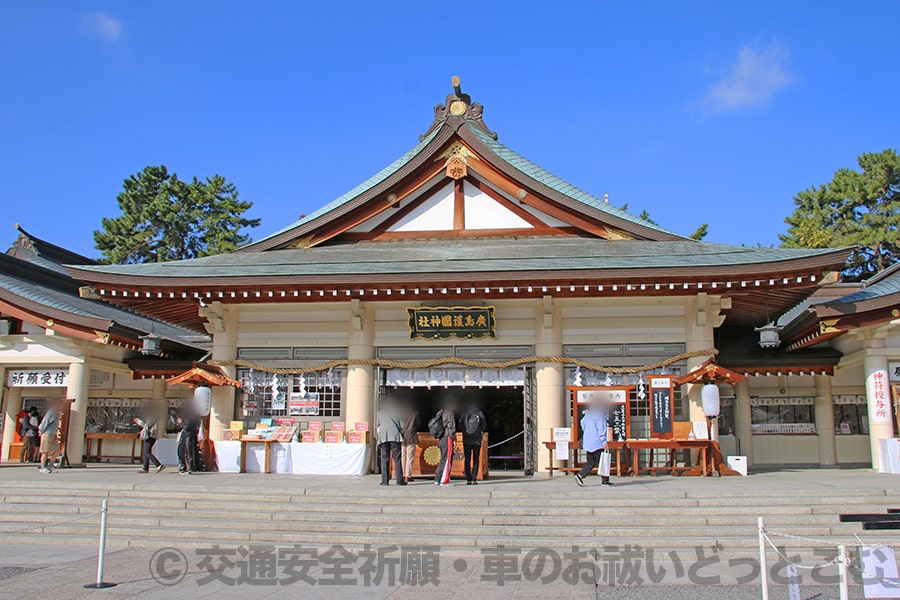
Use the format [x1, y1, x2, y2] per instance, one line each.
[212, 441, 368, 475]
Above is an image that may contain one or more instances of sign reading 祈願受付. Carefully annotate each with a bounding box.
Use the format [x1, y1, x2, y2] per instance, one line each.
[7, 369, 68, 387]
[407, 306, 496, 340]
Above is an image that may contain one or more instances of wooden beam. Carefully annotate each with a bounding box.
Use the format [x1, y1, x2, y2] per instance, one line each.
[372, 178, 452, 234]
[301, 163, 446, 247]
[466, 161, 612, 239]
[454, 179, 465, 230]
[466, 177, 550, 228]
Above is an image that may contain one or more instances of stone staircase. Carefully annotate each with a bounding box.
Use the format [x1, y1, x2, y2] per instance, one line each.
[1, 476, 898, 559]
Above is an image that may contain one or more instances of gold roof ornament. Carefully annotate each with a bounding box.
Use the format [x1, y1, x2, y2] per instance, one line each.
[420, 76, 498, 142]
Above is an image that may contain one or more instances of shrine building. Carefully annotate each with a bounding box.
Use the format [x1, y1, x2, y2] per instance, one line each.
[6, 79, 897, 474]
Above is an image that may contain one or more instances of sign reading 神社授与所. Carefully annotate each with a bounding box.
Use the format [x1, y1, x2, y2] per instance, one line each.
[407, 306, 496, 340]
[7, 369, 68, 387]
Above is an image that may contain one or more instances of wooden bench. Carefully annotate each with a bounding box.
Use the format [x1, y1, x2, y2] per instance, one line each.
[85, 433, 141, 463]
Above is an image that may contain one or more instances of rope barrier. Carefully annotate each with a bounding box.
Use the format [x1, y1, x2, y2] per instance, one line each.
[0, 510, 101, 535]
[761, 530, 842, 570]
[760, 521, 900, 594]
[212, 348, 718, 375]
[764, 527, 896, 550]
[487, 430, 524, 449]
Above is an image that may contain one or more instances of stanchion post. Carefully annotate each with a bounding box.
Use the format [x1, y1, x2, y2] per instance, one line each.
[84, 498, 117, 589]
[758, 516, 769, 600]
[838, 544, 849, 600]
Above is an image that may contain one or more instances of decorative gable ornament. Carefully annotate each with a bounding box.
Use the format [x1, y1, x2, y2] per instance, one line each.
[446, 158, 466, 179]
[437, 141, 478, 180]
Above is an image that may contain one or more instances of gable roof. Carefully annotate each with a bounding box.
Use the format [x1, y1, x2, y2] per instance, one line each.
[241, 83, 683, 251]
[1, 229, 208, 353]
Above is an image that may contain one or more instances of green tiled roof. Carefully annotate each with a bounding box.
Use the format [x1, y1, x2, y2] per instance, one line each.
[249, 116, 681, 248]
[0, 271, 207, 346]
[465, 124, 680, 238]
[828, 263, 900, 304]
[253, 128, 443, 246]
[69, 238, 847, 279]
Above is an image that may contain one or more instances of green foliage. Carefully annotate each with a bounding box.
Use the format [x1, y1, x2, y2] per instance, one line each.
[780, 149, 899, 279]
[638, 209, 658, 225]
[94, 166, 260, 264]
[689, 223, 709, 241]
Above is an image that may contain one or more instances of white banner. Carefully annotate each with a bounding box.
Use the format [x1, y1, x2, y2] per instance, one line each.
[7, 369, 68, 387]
[385, 367, 525, 388]
[867, 368, 892, 424]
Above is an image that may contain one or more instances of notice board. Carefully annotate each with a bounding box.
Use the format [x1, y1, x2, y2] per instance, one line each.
[569, 387, 631, 443]
[650, 376, 675, 438]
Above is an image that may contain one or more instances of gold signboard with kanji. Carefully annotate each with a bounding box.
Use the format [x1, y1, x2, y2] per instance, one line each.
[407, 306, 497, 340]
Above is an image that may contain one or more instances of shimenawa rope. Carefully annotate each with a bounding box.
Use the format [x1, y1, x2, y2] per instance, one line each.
[212, 349, 718, 375]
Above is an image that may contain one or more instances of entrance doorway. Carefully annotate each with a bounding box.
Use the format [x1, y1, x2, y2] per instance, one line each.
[377, 366, 535, 475]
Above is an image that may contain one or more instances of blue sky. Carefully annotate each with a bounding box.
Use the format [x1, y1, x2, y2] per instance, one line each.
[1, 1, 898, 257]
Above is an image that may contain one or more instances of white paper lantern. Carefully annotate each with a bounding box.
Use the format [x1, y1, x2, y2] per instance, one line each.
[194, 385, 212, 416]
[701, 383, 720, 417]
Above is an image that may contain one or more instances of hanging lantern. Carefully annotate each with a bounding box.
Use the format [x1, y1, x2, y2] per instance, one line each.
[754, 323, 783, 349]
[701, 383, 721, 417]
[193, 385, 212, 416]
[139, 334, 162, 356]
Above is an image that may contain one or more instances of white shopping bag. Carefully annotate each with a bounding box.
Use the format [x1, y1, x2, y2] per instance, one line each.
[598, 450, 611, 477]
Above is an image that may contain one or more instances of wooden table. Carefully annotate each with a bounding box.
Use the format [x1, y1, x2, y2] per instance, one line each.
[542, 440, 627, 477]
[239, 438, 277, 473]
[85, 433, 141, 463]
[627, 439, 710, 477]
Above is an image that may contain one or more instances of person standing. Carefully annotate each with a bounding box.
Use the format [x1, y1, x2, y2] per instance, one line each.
[19, 407, 39, 463]
[376, 398, 406, 486]
[38, 399, 61, 473]
[575, 396, 613, 487]
[400, 399, 420, 484]
[177, 408, 200, 474]
[459, 400, 486, 485]
[135, 414, 165, 473]
[432, 399, 457, 486]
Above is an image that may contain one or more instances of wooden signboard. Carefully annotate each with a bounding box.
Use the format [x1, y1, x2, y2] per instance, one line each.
[568, 387, 631, 443]
[650, 376, 675, 439]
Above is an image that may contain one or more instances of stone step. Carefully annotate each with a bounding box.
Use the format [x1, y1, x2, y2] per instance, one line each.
[1, 498, 894, 520]
[3, 487, 893, 506]
[0, 531, 876, 566]
[0, 510, 875, 534]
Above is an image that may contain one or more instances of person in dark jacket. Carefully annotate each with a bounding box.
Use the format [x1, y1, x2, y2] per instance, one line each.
[177, 407, 201, 475]
[376, 397, 406, 486]
[433, 398, 458, 486]
[459, 400, 487, 485]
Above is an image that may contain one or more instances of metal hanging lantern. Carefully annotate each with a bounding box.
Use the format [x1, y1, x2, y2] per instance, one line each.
[139, 334, 162, 356]
[755, 323, 783, 349]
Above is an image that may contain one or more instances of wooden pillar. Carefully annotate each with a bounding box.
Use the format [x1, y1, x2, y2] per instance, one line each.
[734, 379, 754, 466]
[345, 301, 374, 457]
[864, 342, 893, 470]
[65, 361, 89, 464]
[535, 296, 565, 476]
[1, 385, 22, 461]
[814, 374, 837, 467]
